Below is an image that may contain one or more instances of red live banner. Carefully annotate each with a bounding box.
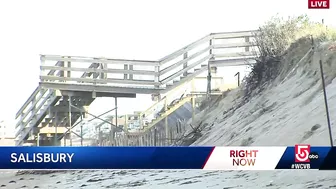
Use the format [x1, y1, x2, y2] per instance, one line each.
[308, 0, 330, 9]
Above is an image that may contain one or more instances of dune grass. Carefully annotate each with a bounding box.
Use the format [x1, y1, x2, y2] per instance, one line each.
[243, 14, 336, 97]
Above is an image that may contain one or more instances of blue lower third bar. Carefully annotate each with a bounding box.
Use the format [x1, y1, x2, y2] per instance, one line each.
[0, 147, 214, 169]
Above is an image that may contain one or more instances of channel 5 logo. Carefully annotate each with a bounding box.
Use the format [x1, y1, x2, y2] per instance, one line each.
[295, 144, 319, 163]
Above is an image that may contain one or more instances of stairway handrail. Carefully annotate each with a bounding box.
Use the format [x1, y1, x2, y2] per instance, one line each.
[15, 61, 65, 119]
[139, 79, 192, 119]
[15, 86, 40, 119]
[158, 34, 211, 65]
[158, 30, 259, 66]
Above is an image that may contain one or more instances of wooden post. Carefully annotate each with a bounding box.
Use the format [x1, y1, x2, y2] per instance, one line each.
[154, 64, 160, 100]
[320, 60, 333, 146]
[209, 38, 213, 55]
[124, 64, 128, 79]
[112, 97, 118, 146]
[170, 127, 173, 145]
[37, 133, 40, 146]
[98, 127, 101, 146]
[191, 79, 195, 122]
[235, 72, 240, 86]
[245, 37, 250, 52]
[64, 132, 66, 146]
[154, 128, 157, 146]
[129, 65, 134, 80]
[206, 63, 212, 98]
[124, 114, 128, 132]
[80, 115, 83, 146]
[67, 57, 71, 78]
[139, 113, 143, 130]
[183, 52, 188, 76]
[164, 98, 169, 145]
[54, 112, 58, 146]
[69, 96, 72, 146]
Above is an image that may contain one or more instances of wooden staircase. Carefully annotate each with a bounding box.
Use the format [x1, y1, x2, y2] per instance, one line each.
[15, 30, 259, 146]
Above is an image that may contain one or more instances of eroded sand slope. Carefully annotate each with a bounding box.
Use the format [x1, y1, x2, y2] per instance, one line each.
[1, 41, 336, 189]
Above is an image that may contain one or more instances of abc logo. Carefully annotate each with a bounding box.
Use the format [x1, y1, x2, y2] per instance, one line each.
[308, 152, 319, 161]
[295, 144, 319, 163]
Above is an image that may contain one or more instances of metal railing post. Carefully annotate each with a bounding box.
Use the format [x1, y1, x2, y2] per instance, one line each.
[235, 72, 240, 86]
[319, 59, 333, 146]
[69, 96, 72, 146]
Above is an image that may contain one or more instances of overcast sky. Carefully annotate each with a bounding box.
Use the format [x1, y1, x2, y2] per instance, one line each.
[0, 0, 334, 130]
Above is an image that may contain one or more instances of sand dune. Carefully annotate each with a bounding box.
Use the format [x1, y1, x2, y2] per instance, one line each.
[2, 40, 336, 188]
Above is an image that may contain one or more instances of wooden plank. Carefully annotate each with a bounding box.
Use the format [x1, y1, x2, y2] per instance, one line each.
[213, 51, 258, 58]
[39, 82, 162, 94]
[162, 65, 208, 93]
[209, 58, 256, 67]
[42, 55, 160, 66]
[211, 30, 259, 39]
[160, 46, 211, 75]
[160, 54, 212, 84]
[159, 34, 211, 65]
[212, 42, 255, 49]
[189, 91, 223, 95]
[40, 76, 159, 86]
[41, 66, 159, 76]
[47, 61, 64, 76]
[39, 127, 68, 134]
[194, 76, 223, 79]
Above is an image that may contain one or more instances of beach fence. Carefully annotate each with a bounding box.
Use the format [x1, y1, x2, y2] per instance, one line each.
[97, 118, 189, 146]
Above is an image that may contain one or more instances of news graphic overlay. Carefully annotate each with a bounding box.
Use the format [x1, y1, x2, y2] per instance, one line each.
[275, 144, 331, 170]
[293, 144, 319, 169]
[308, 0, 330, 9]
[202, 147, 286, 170]
[0, 147, 216, 169]
[0, 146, 336, 170]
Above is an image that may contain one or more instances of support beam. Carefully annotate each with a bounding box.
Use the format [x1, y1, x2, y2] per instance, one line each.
[164, 98, 169, 145]
[69, 96, 72, 146]
[191, 79, 195, 122]
[71, 104, 117, 130]
[245, 37, 250, 52]
[112, 97, 118, 146]
[80, 115, 83, 146]
[183, 52, 188, 76]
[39, 82, 147, 95]
[37, 133, 40, 146]
[50, 105, 87, 113]
[88, 107, 117, 122]
[206, 60, 212, 98]
[154, 128, 157, 146]
[54, 112, 58, 145]
[235, 72, 240, 86]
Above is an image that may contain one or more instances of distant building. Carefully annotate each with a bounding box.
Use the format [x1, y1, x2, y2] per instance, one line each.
[0, 120, 15, 138]
[0, 120, 15, 146]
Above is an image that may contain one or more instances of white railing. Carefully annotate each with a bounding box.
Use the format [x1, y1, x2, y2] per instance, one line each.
[40, 56, 161, 89]
[39, 30, 259, 92]
[15, 89, 58, 145]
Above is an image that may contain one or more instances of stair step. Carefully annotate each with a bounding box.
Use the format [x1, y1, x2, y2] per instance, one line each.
[201, 64, 208, 67]
[194, 68, 200, 71]
[173, 80, 179, 83]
